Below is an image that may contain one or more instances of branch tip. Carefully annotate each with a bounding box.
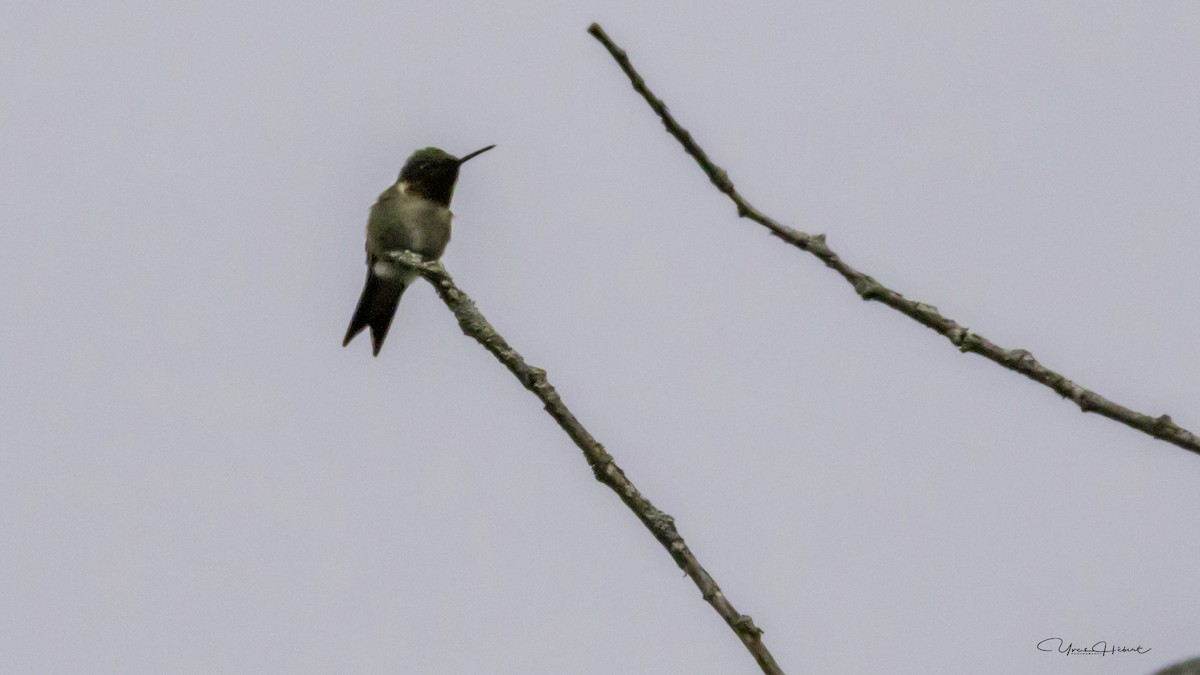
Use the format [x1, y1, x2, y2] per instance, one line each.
[589, 20, 1200, 456]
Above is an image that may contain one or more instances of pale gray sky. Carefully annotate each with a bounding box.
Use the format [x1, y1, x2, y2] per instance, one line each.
[2, 2, 1198, 673]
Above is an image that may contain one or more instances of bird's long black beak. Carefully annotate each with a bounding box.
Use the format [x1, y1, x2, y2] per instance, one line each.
[458, 144, 496, 164]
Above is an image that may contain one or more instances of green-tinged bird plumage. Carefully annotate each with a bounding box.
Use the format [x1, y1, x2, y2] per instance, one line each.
[343, 144, 495, 356]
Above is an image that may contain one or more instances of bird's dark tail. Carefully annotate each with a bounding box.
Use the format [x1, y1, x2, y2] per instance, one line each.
[343, 271, 408, 356]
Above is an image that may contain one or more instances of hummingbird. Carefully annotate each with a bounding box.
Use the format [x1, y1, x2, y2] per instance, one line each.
[343, 144, 495, 356]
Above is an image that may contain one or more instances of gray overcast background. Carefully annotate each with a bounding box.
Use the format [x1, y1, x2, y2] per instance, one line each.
[2, 2, 1198, 674]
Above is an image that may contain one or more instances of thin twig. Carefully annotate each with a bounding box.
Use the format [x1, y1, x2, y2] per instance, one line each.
[587, 22, 1199, 457]
[391, 251, 786, 675]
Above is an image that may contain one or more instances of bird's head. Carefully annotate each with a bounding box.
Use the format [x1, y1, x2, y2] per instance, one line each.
[398, 145, 495, 205]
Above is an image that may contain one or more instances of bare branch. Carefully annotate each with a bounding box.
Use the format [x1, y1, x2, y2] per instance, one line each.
[390, 251, 786, 675]
[587, 22, 1199, 458]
